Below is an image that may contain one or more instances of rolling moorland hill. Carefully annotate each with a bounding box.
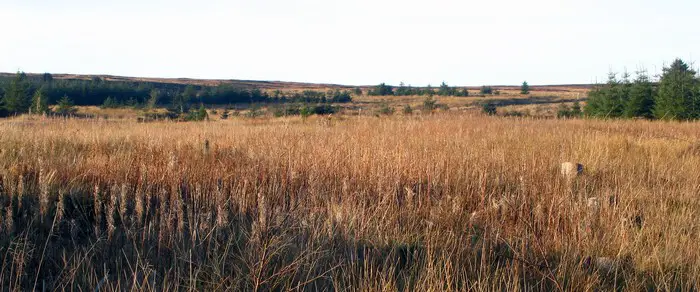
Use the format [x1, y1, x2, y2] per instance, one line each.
[0, 72, 595, 92]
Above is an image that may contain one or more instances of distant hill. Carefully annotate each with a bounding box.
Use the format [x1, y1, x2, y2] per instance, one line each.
[0, 72, 596, 91]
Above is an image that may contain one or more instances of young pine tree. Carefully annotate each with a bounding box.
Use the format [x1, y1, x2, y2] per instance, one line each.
[481, 103, 497, 115]
[584, 86, 604, 117]
[570, 101, 583, 117]
[197, 104, 209, 121]
[172, 94, 189, 114]
[425, 85, 434, 97]
[126, 97, 139, 108]
[31, 86, 50, 114]
[56, 95, 77, 116]
[147, 89, 160, 109]
[653, 59, 699, 120]
[183, 85, 197, 102]
[624, 71, 655, 119]
[521, 81, 530, 94]
[102, 96, 116, 109]
[2, 71, 31, 115]
[557, 104, 572, 118]
[584, 72, 628, 118]
[438, 82, 451, 96]
[423, 96, 437, 112]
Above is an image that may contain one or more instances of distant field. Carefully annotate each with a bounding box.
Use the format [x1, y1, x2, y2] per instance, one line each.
[0, 113, 698, 290]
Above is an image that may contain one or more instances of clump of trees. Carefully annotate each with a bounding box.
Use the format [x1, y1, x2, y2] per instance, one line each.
[557, 101, 583, 118]
[585, 58, 699, 120]
[394, 83, 415, 96]
[0, 73, 354, 117]
[396, 83, 434, 96]
[187, 104, 209, 121]
[438, 82, 469, 97]
[370, 82, 469, 97]
[368, 83, 394, 96]
[0, 72, 79, 116]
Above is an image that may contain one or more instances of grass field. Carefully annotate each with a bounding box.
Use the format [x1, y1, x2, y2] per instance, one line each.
[0, 112, 699, 290]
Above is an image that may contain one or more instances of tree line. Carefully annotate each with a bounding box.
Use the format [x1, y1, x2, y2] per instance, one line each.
[585, 58, 700, 120]
[0, 74, 353, 117]
[368, 82, 470, 97]
[366, 82, 526, 97]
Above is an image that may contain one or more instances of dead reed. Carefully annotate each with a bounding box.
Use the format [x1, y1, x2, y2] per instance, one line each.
[0, 114, 698, 290]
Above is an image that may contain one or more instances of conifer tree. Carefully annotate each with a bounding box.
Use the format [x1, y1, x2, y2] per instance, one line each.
[438, 82, 451, 96]
[42, 72, 53, 82]
[624, 70, 655, 118]
[197, 104, 208, 121]
[55, 95, 77, 116]
[423, 96, 437, 111]
[480, 86, 493, 95]
[31, 86, 50, 114]
[2, 72, 31, 114]
[147, 89, 160, 109]
[584, 73, 629, 118]
[570, 101, 582, 117]
[654, 59, 699, 120]
[102, 96, 117, 108]
[521, 81, 530, 94]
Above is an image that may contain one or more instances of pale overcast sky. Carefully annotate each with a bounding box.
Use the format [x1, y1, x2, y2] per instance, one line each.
[0, 0, 698, 86]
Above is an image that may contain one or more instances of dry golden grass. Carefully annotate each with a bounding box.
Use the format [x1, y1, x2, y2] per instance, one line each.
[75, 105, 163, 119]
[0, 113, 699, 290]
[500, 101, 587, 118]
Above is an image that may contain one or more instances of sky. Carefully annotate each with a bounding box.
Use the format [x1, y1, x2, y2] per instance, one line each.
[0, 0, 698, 86]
